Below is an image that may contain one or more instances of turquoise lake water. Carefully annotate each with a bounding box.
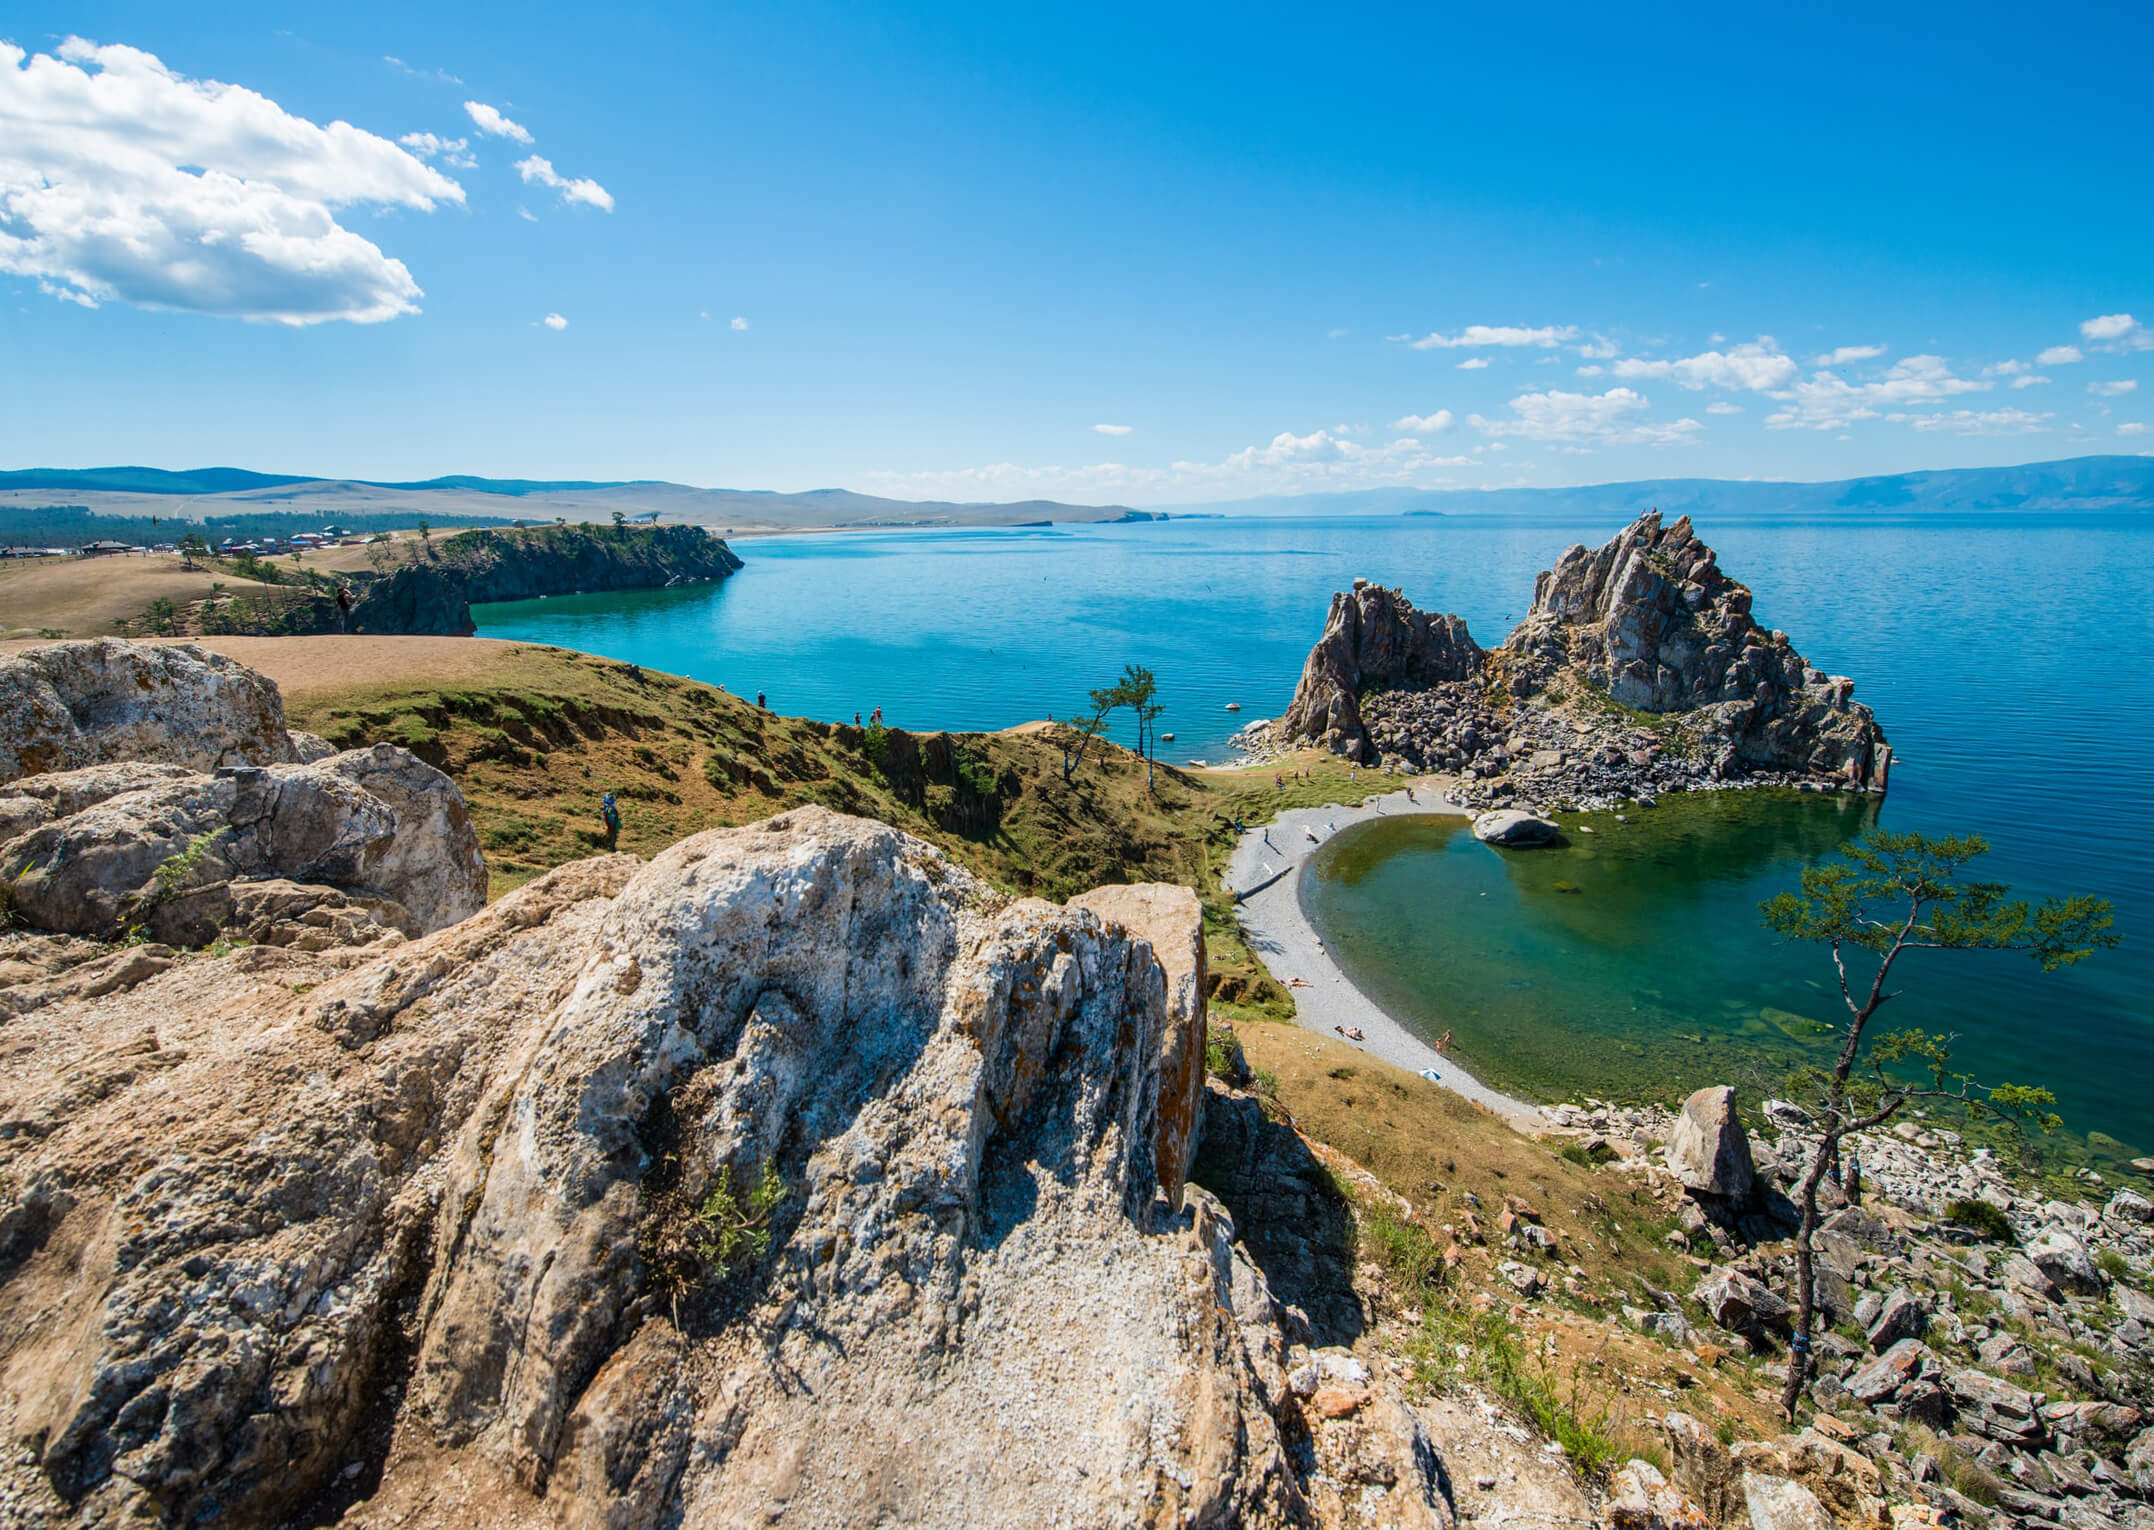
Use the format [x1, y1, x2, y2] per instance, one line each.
[475, 512, 2154, 1152]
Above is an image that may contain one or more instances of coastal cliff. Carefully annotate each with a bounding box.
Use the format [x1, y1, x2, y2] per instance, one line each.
[351, 523, 743, 636]
[1275, 512, 1890, 802]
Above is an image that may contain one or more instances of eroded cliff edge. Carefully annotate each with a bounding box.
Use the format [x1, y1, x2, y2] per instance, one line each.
[1273, 511, 1890, 803]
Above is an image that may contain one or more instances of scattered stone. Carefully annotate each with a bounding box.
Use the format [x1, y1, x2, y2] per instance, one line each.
[1694, 1266, 1790, 1332]
[1607, 1458, 1713, 1530]
[1472, 809, 1559, 846]
[2027, 1228, 2107, 1295]
[1846, 1339, 1938, 1405]
[1740, 1471, 1838, 1530]
[1500, 1260, 1547, 1296]
[1866, 1288, 1928, 1352]
[1951, 1369, 2047, 1445]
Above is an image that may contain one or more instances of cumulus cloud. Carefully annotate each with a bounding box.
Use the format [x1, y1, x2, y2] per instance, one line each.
[1816, 344, 1885, 366]
[515, 154, 613, 211]
[1706, 400, 1744, 414]
[542, 312, 567, 330]
[1764, 355, 1989, 431]
[2081, 313, 2152, 351]
[2037, 344, 2084, 366]
[2119, 422, 2148, 437]
[1456, 356, 1490, 370]
[398, 131, 474, 168]
[1406, 323, 1578, 351]
[1612, 338, 1796, 392]
[1092, 423, 1132, 436]
[2012, 374, 2050, 389]
[730, 315, 748, 330]
[1888, 407, 2051, 436]
[0, 37, 461, 324]
[463, 100, 531, 143]
[1390, 410, 1453, 433]
[1469, 387, 1700, 447]
[2089, 379, 2138, 397]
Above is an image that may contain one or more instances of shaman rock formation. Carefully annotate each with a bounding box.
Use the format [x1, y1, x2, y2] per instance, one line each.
[0, 641, 1448, 1529]
[1275, 512, 1891, 799]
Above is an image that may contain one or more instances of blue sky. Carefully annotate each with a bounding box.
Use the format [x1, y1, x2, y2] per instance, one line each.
[2, 1, 2149, 504]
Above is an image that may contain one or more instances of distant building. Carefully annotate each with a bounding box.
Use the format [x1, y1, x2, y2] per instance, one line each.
[78, 540, 133, 556]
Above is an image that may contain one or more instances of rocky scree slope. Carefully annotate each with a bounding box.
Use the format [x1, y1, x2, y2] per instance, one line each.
[350, 523, 744, 637]
[1274, 512, 1889, 805]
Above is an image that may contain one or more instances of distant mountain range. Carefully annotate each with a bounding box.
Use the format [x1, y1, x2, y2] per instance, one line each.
[0, 466, 1139, 531]
[2, 455, 2148, 536]
[1177, 454, 2154, 518]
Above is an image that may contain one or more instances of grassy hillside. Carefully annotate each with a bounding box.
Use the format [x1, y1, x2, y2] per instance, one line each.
[279, 640, 1369, 1022]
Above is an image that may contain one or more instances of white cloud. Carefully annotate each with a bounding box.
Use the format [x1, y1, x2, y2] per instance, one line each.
[1092, 423, 1132, 436]
[398, 131, 474, 168]
[2119, 422, 2148, 437]
[1816, 344, 1885, 366]
[516, 205, 537, 222]
[1575, 334, 1620, 360]
[1575, 365, 1604, 377]
[1764, 354, 1989, 430]
[1455, 356, 1490, 370]
[2011, 374, 2050, 389]
[1390, 410, 1453, 433]
[0, 38, 461, 324]
[729, 315, 748, 331]
[2037, 344, 2084, 366]
[463, 100, 531, 143]
[2081, 313, 2152, 351]
[2089, 379, 2138, 397]
[385, 56, 462, 86]
[1888, 407, 2051, 436]
[1706, 400, 1744, 415]
[1406, 323, 1578, 351]
[1327, 327, 1347, 338]
[1469, 387, 1700, 447]
[1613, 338, 1796, 393]
[515, 154, 613, 211]
[542, 312, 566, 330]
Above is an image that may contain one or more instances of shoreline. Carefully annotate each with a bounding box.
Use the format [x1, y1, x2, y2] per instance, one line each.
[1222, 780, 1546, 1129]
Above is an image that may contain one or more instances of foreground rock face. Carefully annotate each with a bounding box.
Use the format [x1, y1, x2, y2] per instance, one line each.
[1271, 514, 1890, 802]
[0, 808, 1443, 1529]
[0, 640, 298, 783]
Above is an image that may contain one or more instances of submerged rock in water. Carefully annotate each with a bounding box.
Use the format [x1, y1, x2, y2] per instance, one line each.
[1472, 809, 1559, 847]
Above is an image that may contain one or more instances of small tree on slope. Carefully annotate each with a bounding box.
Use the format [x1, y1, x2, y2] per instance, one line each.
[1760, 830, 2114, 1418]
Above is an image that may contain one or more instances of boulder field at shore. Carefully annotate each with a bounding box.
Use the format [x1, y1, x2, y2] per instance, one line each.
[1272, 511, 1891, 808]
[1, 640, 2148, 1530]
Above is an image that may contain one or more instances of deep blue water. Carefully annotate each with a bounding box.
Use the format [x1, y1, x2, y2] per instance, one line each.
[476, 512, 2154, 1149]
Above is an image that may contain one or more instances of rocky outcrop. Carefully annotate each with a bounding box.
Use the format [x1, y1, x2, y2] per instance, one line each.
[350, 523, 744, 636]
[0, 640, 298, 783]
[1069, 881, 1208, 1201]
[1471, 809, 1558, 847]
[1277, 579, 1483, 751]
[1270, 514, 1890, 802]
[0, 641, 485, 959]
[0, 808, 1446, 1530]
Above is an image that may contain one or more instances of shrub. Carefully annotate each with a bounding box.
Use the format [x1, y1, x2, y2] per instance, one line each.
[1407, 1299, 1621, 1476]
[1359, 1200, 1445, 1296]
[1943, 1198, 2015, 1243]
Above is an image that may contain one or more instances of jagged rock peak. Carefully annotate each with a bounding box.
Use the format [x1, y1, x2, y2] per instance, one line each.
[1277, 578, 1483, 754]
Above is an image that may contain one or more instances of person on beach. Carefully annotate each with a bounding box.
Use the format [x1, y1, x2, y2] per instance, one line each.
[599, 793, 621, 850]
[1274, 772, 1283, 790]
[1435, 1029, 1453, 1052]
[757, 691, 767, 710]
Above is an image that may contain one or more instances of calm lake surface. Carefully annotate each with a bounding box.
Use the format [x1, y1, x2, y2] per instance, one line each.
[477, 512, 2154, 1153]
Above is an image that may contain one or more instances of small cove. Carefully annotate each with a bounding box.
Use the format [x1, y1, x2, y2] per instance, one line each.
[476, 510, 2154, 1154]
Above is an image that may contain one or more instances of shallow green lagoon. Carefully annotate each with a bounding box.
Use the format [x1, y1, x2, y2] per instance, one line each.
[1301, 790, 2147, 1163]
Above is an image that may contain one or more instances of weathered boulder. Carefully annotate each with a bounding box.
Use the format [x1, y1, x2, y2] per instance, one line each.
[0, 639, 298, 784]
[1728, 1434, 1884, 1530]
[1070, 882, 1208, 1202]
[1276, 580, 1484, 755]
[1665, 1085, 1757, 1203]
[1866, 1287, 1928, 1352]
[1606, 1458, 1713, 1530]
[2000, 1250, 2063, 1301]
[2026, 1227, 2107, 1294]
[0, 746, 483, 942]
[1846, 1338, 1939, 1405]
[1950, 1368, 2046, 1444]
[1472, 809, 1559, 847]
[1693, 1266, 1790, 1333]
[1739, 1472, 1838, 1530]
[0, 808, 1426, 1530]
[1658, 1412, 1741, 1526]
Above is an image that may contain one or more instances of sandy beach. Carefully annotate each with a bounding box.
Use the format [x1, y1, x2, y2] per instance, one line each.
[1223, 778, 1545, 1128]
